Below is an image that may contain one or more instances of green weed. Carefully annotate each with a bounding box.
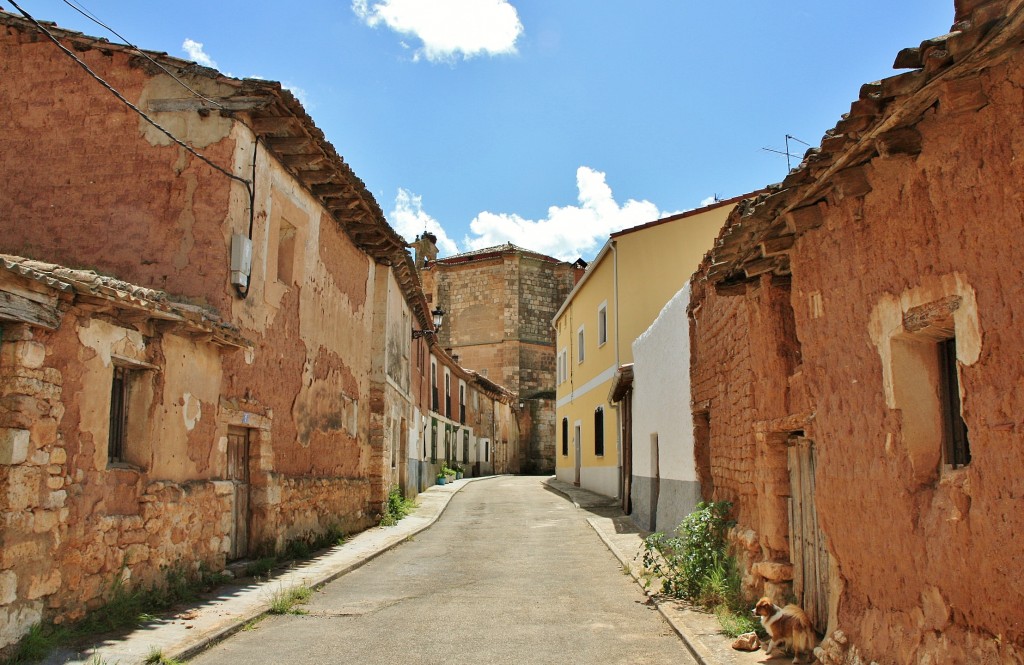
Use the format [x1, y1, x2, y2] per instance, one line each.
[268, 585, 313, 615]
[639, 501, 765, 638]
[379, 486, 416, 527]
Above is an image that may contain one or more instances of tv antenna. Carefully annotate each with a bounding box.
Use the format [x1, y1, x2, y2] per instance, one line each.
[762, 134, 811, 172]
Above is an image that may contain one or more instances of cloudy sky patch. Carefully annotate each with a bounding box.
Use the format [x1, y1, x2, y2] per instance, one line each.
[352, 0, 523, 62]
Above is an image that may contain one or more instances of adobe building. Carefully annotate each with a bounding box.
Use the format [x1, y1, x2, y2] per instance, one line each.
[411, 236, 581, 474]
[0, 9, 514, 650]
[689, 1, 1024, 662]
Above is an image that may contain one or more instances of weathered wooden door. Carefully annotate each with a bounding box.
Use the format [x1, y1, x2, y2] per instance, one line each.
[227, 426, 251, 561]
[787, 436, 829, 633]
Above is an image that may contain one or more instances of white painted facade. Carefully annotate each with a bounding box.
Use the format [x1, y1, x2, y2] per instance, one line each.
[630, 282, 700, 531]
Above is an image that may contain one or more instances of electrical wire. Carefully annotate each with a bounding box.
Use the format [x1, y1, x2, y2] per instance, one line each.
[7, 0, 252, 194]
[59, 0, 227, 109]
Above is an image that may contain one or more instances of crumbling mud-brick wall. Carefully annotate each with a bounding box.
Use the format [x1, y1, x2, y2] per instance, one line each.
[692, 2, 1024, 660]
[689, 271, 805, 595]
[788, 45, 1024, 665]
[0, 25, 236, 306]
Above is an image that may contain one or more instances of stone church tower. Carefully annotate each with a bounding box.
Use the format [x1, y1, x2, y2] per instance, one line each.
[414, 235, 583, 473]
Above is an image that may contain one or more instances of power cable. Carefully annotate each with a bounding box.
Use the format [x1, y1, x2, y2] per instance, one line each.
[60, 0, 227, 109]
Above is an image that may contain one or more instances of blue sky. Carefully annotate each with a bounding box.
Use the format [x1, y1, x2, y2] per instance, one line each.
[12, 1, 953, 260]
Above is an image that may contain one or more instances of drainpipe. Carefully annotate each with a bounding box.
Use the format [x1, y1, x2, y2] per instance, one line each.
[610, 240, 623, 501]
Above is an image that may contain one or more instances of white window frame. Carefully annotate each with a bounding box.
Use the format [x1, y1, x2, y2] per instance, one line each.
[597, 301, 608, 347]
[577, 326, 585, 364]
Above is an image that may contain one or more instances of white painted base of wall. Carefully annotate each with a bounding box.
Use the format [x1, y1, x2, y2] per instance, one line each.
[580, 465, 619, 500]
[555, 466, 576, 484]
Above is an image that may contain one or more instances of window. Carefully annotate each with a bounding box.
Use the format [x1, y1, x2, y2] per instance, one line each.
[561, 418, 569, 456]
[594, 406, 605, 457]
[598, 302, 608, 346]
[939, 338, 970, 468]
[444, 370, 451, 418]
[577, 326, 585, 364]
[107, 362, 150, 468]
[459, 383, 466, 424]
[108, 366, 131, 464]
[883, 292, 978, 477]
[276, 219, 297, 285]
[557, 348, 568, 385]
[431, 361, 438, 411]
[430, 419, 438, 463]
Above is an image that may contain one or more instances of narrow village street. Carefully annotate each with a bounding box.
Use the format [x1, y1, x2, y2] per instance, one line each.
[190, 477, 696, 665]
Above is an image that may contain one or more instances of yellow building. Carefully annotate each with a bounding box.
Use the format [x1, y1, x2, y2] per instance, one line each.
[553, 195, 752, 500]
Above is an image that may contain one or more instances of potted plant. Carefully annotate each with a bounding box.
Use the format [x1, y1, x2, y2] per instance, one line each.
[436, 472, 446, 485]
[454, 463, 464, 480]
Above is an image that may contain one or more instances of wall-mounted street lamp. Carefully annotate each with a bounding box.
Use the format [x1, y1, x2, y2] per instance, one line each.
[412, 307, 445, 340]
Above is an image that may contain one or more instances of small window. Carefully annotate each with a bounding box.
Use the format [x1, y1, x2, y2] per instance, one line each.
[594, 406, 604, 457]
[577, 326, 585, 364]
[598, 302, 608, 346]
[431, 362, 439, 412]
[276, 219, 297, 285]
[939, 338, 970, 468]
[459, 383, 466, 424]
[444, 371, 452, 418]
[108, 366, 131, 464]
[561, 418, 569, 456]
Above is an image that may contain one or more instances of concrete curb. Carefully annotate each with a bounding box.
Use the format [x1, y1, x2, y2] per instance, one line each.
[62, 477, 488, 665]
[543, 477, 719, 665]
[585, 517, 718, 665]
[170, 476, 488, 662]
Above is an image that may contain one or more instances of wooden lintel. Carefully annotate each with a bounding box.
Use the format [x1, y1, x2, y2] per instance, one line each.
[880, 70, 927, 99]
[312, 183, 350, 197]
[148, 96, 272, 113]
[299, 170, 336, 186]
[784, 202, 827, 234]
[251, 116, 305, 134]
[876, 127, 923, 158]
[744, 257, 780, 278]
[264, 136, 316, 154]
[760, 234, 795, 257]
[0, 289, 62, 328]
[714, 278, 750, 297]
[281, 153, 327, 169]
[831, 164, 873, 201]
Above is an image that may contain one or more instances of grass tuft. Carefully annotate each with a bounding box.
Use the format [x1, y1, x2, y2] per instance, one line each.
[268, 585, 313, 615]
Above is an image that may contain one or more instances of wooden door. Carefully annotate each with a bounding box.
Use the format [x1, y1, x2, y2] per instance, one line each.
[787, 436, 829, 633]
[227, 426, 251, 561]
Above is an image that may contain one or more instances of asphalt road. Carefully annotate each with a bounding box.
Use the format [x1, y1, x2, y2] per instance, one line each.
[190, 476, 696, 665]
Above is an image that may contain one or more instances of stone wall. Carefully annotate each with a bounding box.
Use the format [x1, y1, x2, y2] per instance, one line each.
[429, 249, 574, 475]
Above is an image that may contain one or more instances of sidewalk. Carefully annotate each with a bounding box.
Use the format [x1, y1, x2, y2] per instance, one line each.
[543, 477, 782, 665]
[46, 477, 481, 665]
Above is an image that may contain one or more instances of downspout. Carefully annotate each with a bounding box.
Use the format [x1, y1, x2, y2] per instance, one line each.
[610, 240, 623, 500]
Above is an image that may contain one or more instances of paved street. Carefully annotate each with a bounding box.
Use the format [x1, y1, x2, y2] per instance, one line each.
[191, 476, 696, 665]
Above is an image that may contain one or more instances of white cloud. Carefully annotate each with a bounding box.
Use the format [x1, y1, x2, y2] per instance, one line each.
[462, 167, 668, 261]
[699, 195, 718, 207]
[388, 167, 687, 262]
[182, 38, 217, 68]
[389, 188, 460, 256]
[353, 0, 523, 63]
